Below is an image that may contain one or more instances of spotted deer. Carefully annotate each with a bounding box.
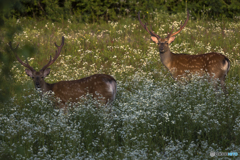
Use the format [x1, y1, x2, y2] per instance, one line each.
[138, 11, 230, 92]
[9, 36, 117, 106]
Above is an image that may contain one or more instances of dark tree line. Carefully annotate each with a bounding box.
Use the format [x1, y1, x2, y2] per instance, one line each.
[2, 0, 240, 22]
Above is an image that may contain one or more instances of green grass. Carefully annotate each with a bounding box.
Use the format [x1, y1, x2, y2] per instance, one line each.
[1, 11, 240, 159]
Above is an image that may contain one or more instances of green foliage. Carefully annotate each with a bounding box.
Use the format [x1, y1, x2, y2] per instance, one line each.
[1, 76, 240, 159]
[4, 0, 240, 22]
[43, 0, 72, 21]
[0, 0, 22, 103]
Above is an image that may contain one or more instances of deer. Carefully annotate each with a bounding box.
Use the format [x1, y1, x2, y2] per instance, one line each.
[9, 36, 117, 108]
[138, 10, 230, 92]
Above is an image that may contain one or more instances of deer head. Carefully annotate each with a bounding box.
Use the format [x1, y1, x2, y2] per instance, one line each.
[9, 36, 64, 92]
[138, 10, 189, 54]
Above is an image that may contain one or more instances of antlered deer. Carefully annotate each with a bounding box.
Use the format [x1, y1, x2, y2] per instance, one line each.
[138, 11, 230, 91]
[9, 36, 117, 106]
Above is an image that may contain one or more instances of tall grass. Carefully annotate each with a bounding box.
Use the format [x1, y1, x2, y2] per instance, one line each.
[1, 11, 240, 159]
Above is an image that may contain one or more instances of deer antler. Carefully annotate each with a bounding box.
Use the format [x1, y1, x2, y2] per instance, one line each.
[167, 10, 189, 38]
[9, 41, 35, 71]
[40, 36, 64, 71]
[138, 12, 161, 39]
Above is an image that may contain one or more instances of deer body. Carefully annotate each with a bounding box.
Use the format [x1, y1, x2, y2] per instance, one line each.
[10, 37, 117, 106]
[160, 50, 230, 81]
[49, 74, 116, 104]
[138, 11, 230, 91]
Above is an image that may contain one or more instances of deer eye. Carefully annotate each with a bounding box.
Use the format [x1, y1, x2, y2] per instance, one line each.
[41, 77, 44, 79]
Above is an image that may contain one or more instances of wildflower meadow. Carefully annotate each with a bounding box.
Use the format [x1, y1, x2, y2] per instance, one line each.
[1, 10, 240, 159]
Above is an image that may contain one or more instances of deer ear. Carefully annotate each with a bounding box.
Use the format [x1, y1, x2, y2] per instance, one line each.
[25, 69, 33, 77]
[43, 68, 51, 77]
[168, 36, 175, 44]
[151, 36, 159, 44]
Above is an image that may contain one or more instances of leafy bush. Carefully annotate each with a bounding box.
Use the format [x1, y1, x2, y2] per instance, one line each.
[1, 74, 240, 159]
[5, 0, 240, 22]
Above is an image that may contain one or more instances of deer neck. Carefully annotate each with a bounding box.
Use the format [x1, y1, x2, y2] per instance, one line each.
[41, 82, 53, 93]
[159, 50, 173, 70]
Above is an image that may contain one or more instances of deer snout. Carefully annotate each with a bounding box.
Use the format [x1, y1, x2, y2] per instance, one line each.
[159, 49, 164, 53]
[35, 82, 41, 88]
[159, 46, 165, 53]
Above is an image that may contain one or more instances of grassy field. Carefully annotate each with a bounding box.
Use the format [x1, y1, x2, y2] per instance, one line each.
[1, 11, 240, 159]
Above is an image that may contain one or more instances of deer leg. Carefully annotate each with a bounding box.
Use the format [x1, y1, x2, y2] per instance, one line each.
[220, 80, 228, 95]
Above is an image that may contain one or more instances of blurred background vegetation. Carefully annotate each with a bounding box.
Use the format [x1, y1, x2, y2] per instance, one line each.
[3, 0, 240, 22]
[0, 0, 35, 104]
[0, 0, 20, 104]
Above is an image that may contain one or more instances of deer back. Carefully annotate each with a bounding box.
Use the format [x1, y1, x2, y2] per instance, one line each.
[169, 52, 230, 80]
[52, 74, 117, 104]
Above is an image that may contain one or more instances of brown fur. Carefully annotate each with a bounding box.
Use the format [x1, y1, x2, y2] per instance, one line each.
[27, 71, 117, 108]
[50, 74, 116, 104]
[10, 37, 117, 107]
[155, 37, 230, 92]
[139, 11, 230, 92]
